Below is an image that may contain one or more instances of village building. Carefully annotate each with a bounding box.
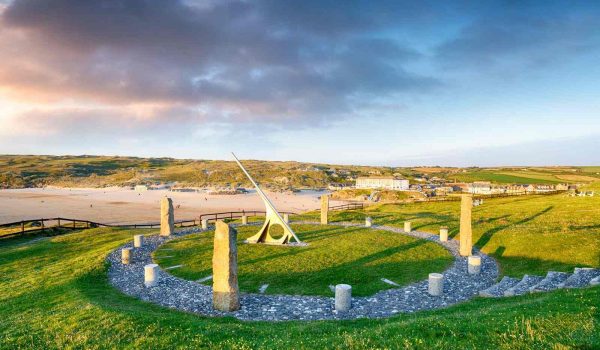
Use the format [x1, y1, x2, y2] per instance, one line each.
[467, 181, 492, 195]
[134, 185, 148, 192]
[356, 176, 409, 190]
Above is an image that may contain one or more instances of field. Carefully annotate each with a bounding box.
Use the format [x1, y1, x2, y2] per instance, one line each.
[297, 191, 600, 277]
[155, 224, 453, 296]
[0, 190, 599, 348]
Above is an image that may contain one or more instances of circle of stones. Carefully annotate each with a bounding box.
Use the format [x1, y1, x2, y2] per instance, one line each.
[107, 222, 499, 321]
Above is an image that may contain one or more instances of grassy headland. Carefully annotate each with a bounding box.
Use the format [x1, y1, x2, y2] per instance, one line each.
[1, 154, 599, 189]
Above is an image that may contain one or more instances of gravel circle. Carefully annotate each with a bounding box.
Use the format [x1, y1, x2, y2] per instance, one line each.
[107, 222, 499, 321]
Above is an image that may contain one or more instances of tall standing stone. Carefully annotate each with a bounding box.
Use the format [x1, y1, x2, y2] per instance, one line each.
[160, 197, 174, 236]
[459, 194, 473, 257]
[212, 221, 240, 312]
[321, 195, 329, 225]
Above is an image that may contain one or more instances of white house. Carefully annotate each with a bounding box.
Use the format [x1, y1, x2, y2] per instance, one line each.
[467, 181, 492, 195]
[356, 176, 409, 190]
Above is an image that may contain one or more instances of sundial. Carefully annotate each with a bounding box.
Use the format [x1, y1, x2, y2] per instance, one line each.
[232, 153, 305, 246]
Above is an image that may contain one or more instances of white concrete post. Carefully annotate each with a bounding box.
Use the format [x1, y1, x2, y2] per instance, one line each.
[242, 215, 248, 225]
[365, 217, 372, 227]
[439, 226, 448, 242]
[335, 284, 352, 312]
[121, 248, 132, 265]
[468, 255, 482, 275]
[201, 219, 209, 230]
[283, 213, 290, 224]
[428, 273, 444, 296]
[144, 264, 160, 287]
[404, 221, 412, 233]
[133, 234, 143, 248]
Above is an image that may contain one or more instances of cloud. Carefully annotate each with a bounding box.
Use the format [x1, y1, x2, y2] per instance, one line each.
[0, 0, 438, 127]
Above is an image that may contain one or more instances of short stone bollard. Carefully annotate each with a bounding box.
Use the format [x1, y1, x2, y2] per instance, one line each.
[201, 219, 208, 230]
[468, 255, 482, 275]
[439, 226, 448, 242]
[241, 215, 248, 225]
[283, 213, 290, 224]
[133, 234, 144, 248]
[365, 217, 372, 227]
[335, 284, 352, 312]
[404, 221, 412, 233]
[121, 248, 132, 265]
[144, 264, 159, 287]
[428, 273, 444, 296]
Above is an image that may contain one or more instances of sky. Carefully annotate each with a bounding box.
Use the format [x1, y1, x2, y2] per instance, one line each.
[0, 0, 599, 166]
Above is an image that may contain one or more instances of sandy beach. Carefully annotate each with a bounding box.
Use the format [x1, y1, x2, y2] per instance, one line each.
[0, 187, 344, 224]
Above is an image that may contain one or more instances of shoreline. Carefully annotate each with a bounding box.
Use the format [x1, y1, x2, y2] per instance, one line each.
[0, 187, 344, 225]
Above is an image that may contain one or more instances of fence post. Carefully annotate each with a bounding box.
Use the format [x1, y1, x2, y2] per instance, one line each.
[21, 221, 24, 234]
[57, 218, 61, 228]
[41, 219, 44, 232]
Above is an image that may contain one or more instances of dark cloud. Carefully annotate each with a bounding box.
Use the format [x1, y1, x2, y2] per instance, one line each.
[0, 0, 598, 132]
[0, 0, 438, 126]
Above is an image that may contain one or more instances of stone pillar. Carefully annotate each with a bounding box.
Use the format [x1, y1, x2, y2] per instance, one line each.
[459, 194, 473, 257]
[144, 264, 159, 287]
[320, 195, 329, 225]
[160, 197, 174, 236]
[428, 273, 444, 296]
[121, 248, 132, 264]
[241, 215, 248, 225]
[283, 213, 290, 224]
[212, 221, 240, 312]
[201, 219, 209, 230]
[133, 234, 143, 248]
[404, 221, 412, 233]
[365, 217, 372, 227]
[468, 255, 481, 275]
[335, 284, 352, 312]
[439, 226, 448, 242]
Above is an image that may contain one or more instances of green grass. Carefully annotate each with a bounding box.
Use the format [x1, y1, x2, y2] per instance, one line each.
[155, 224, 453, 296]
[0, 228, 598, 349]
[297, 193, 600, 277]
[449, 171, 562, 184]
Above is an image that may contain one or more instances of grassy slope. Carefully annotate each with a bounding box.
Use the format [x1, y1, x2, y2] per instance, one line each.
[0, 228, 598, 349]
[297, 193, 600, 277]
[2, 155, 599, 189]
[155, 224, 453, 296]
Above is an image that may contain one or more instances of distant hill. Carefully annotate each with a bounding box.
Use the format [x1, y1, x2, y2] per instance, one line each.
[0, 155, 597, 189]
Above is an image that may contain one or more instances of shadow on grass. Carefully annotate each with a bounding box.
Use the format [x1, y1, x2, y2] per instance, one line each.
[475, 206, 554, 249]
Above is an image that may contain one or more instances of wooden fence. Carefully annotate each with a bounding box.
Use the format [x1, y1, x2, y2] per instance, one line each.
[329, 202, 364, 211]
[0, 210, 297, 239]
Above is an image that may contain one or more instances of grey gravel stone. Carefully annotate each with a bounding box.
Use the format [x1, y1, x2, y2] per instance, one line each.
[560, 268, 600, 288]
[530, 271, 570, 292]
[107, 222, 499, 321]
[479, 276, 520, 297]
[503, 275, 544, 297]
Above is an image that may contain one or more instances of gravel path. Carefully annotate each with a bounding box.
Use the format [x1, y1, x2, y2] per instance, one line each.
[107, 222, 499, 321]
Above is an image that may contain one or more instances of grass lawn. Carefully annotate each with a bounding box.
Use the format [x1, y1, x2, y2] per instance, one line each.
[155, 224, 453, 296]
[296, 193, 600, 277]
[0, 228, 598, 349]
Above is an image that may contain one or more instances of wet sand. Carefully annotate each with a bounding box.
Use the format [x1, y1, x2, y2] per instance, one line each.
[0, 187, 343, 224]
